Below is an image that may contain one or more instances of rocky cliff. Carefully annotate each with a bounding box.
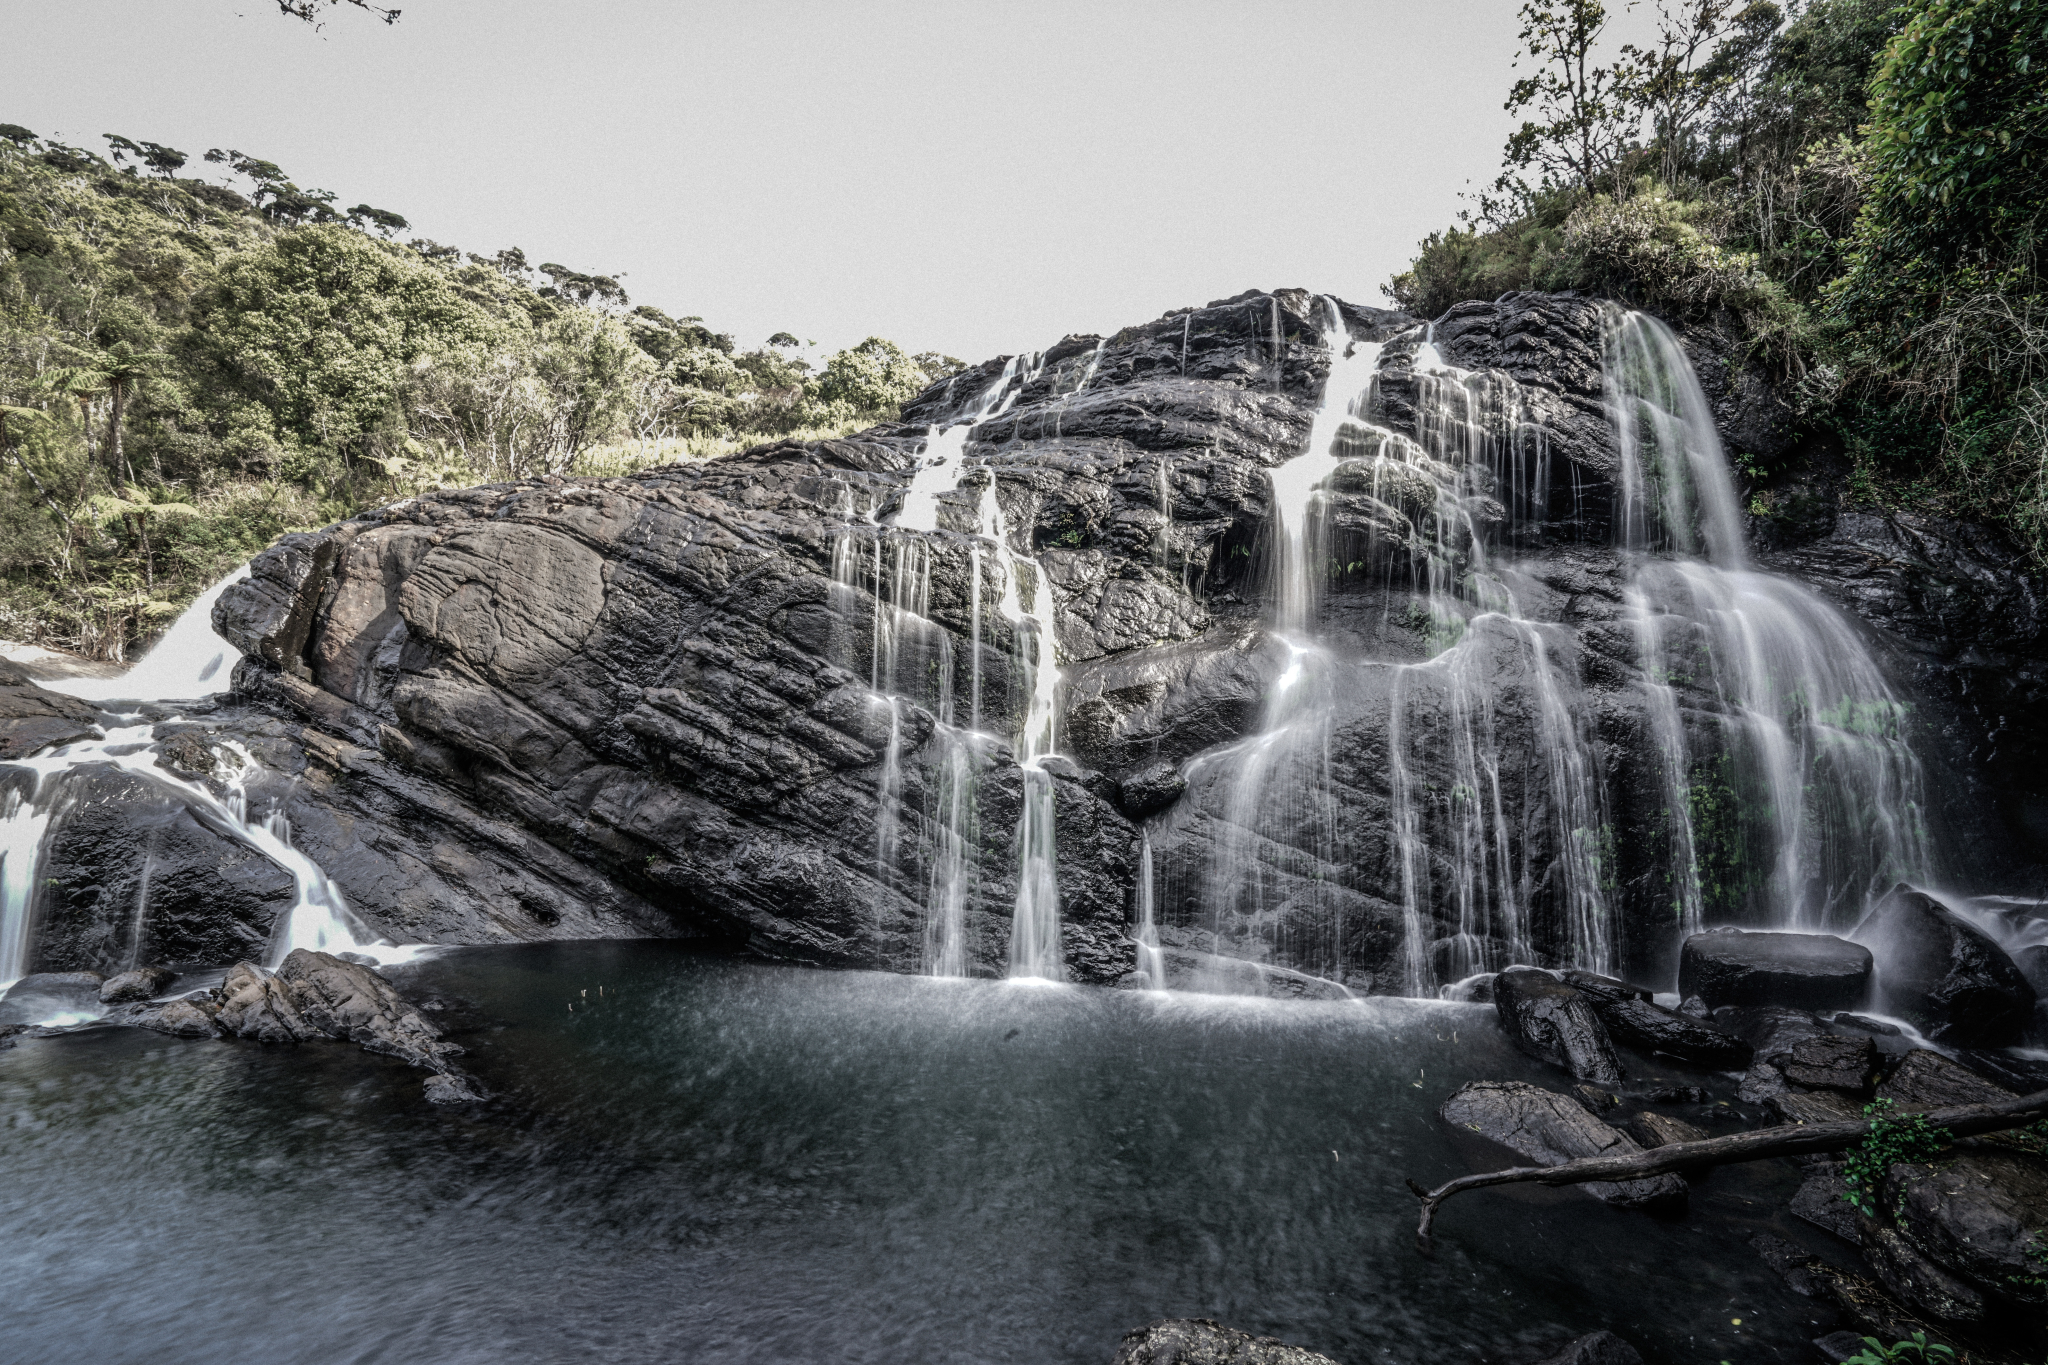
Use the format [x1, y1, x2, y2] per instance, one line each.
[11, 289, 2047, 991]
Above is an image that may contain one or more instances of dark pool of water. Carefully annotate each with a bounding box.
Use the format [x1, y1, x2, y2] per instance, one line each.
[1, 943, 1849, 1363]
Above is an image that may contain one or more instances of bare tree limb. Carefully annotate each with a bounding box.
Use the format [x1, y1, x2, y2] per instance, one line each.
[1410, 1088, 2048, 1247]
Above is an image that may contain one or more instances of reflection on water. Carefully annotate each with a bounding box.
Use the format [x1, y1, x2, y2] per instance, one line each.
[1, 944, 1827, 1364]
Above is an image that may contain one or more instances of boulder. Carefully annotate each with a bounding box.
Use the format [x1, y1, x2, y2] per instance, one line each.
[1116, 760, 1186, 819]
[1861, 1223, 1987, 1324]
[1766, 1089, 1865, 1126]
[101, 998, 221, 1038]
[1439, 1080, 1686, 1211]
[1780, 1034, 1878, 1092]
[1492, 968, 1624, 1086]
[98, 966, 177, 1004]
[1627, 1111, 1708, 1148]
[1832, 1012, 1902, 1037]
[1680, 929, 1872, 1012]
[1877, 1049, 2016, 1110]
[212, 961, 316, 1043]
[275, 949, 460, 1072]
[1884, 1151, 2048, 1306]
[1111, 1319, 1340, 1365]
[1856, 884, 2037, 1046]
[0, 658, 98, 759]
[1558, 970, 1652, 1005]
[0, 971, 106, 1025]
[1790, 1162, 1860, 1241]
[1533, 1331, 1644, 1365]
[1588, 995, 1753, 1069]
[423, 1072, 489, 1104]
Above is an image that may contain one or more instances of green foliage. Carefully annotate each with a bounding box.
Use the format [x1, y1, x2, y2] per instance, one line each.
[1839, 1331, 1956, 1364]
[0, 124, 949, 657]
[1842, 1097, 1951, 1216]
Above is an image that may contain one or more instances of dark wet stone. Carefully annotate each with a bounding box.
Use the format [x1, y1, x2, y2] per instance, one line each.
[1558, 970, 1652, 1005]
[1111, 1318, 1341, 1365]
[1812, 1331, 1870, 1364]
[1572, 1083, 1620, 1113]
[1440, 1079, 1686, 1211]
[1832, 1012, 1902, 1037]
[1492, 968, 1624, 1086]
[423, 1072, 489, 1104]
[1680, 929, 1872, 1012]
[1790, 1162, 1860, 1242]
[1857, 885, 2037, 1047]
[1628, 1111, 1707, 1147]
[1591, 995, 1753, 1069]
[1885, 1151, 2048, 1309]
[98, 966, 177, 1004]
[1781, 1034, 1878, 1092]
[1862, 1223, 1987, 1324]
[1876, 1049, 2016, 1110]
[1767, 1090, 1865, 1126]
[0, 658, 99, 759]
[0, 971, 106, 1024]
[101, 998, 220, 1038]
[1117, 760, 1186, 819]
[1646, 1085, 1708, 1105]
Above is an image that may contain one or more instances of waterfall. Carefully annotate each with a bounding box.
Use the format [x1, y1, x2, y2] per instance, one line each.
[1603, 308, 1930, 933]
[0, 724, 425, 988]
[42, 564, 252, 703]
[829, 352, 1073, 978]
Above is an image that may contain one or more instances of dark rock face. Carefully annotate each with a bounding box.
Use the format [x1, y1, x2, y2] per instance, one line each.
[0, 660, 96, 759]
[0, 971, 103, 1025]
[212, 961, 315, 1042]
[1790, 1162, 1860, 1241]
[1439, 1079, 1686, 1210]
[1861, 1223, 1988, 1324]
[1590, 995, 1753, 1069]
[1856, 884, 2037, 1046]
[1110, 1319, 1341, 1365]
[1780, 1034, 1878, 1092]
[1680, 929, 1873, 1011]
[1493, 968, 1625, 1085]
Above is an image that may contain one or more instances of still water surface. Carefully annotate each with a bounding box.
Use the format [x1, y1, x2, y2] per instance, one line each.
[1, 944, 1832, 1363]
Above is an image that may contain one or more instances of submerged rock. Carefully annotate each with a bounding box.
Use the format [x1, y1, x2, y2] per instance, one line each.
[1680, 929, 1872, 1012]
[1111, 1319, 1341, 1365]
[1439, 1079, 1686, 1211]
[1492, 968, 1625, 1086]
[1856, 885, 2037, 1047]
[98, 966, 177, 1004]
[101, 997, 220, 1038]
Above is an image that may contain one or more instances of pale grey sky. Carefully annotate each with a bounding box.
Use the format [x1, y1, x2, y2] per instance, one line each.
[6, 1, 1645, 362]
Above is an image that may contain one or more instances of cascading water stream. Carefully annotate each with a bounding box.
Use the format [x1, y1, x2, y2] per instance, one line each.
[1, 574, 427, 992]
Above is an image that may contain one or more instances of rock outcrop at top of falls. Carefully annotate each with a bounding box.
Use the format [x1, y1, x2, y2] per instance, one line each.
[11, 288, 2048, 992]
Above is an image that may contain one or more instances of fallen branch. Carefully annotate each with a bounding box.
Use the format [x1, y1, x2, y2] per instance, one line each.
[1409, 1088, 2048, 1245]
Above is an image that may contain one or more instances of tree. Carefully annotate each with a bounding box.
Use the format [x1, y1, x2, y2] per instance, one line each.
[1495, 0, 1642, 210]
[346, 204, 409, 236]
[818, 337, 928, 413]
[1622, 0, 1740, 186]
[42, 342, 168, 484]
[766, 332, 801, 348]
[538, 262, 629, 308]
[275, 0, 400, 24]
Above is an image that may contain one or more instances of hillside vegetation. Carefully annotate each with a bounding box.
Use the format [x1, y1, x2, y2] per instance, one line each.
[0, 128, 961, 658]
[1390, 0, 2048, 553]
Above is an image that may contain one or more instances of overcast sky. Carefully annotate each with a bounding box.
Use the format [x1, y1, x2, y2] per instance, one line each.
[7, 0, 1648, 362]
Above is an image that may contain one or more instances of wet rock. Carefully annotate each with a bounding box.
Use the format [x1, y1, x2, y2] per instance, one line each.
[1439, 1079, 1686, 1211]
[1832, 1012, 1903, 1037]
[1680, 929, 1872, 1012]
[1862, 1223, 1987, 1324]
[1492, 968, 1625, 1086]
[1111, 1318, 1340, 1365]
[1117, 760, 1186, 819]
[1856, 884, 2037, 1046]
[1572, 1084, 1620, 1114]
[1953, 1048, 2048, 1094]
[102, 997, 221, 1038]
[1781, 1034, 1878, 1092]
[1646, 1085, 1708, 1105]
[98, 967, 177, 1004]
[1812, 1331, 1870, 1364]
[1767, 1090, 1865, 1126]
[1677, 995, 1711, 1020]
[1755, 1234, 1945, 1344]
[0, 971, 106, 1024]
[1558, 970, 1652, 1005]
[1628, 1111, 1708, 1147]
[0, 658, 99, 759]
[1877, 1049, 2017, 1110]
[1532, 1331, 1644, 1365]
[1738, 1061, 1789, 1103]
[1790, 1162, 1861, 1241]
[423, 1072, 489, 1104]
[1884, 1151, 2048, 1307]
[275, 949, 458, 1072]
[212, 961, 315, 1043]
[1589, 995, 1753, 1069]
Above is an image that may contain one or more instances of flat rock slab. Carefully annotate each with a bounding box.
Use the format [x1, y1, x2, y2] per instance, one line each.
[1878, 1048, 2017, 1111]
[1112, 1319, 1341, 1365]
[1681, 929, 1871, 1012]
[1591, 995, 1753, 1069]
[1780, 1034, 1877, 1092]
[1439, 1079, 1686, 1211]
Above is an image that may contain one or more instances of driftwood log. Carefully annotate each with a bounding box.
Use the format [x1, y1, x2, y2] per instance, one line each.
[1409, 1088, 2048, 1244]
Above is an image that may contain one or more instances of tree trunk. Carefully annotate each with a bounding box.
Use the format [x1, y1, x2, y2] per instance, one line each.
[1409, 1088, 2048, 1246]
[109, 382, 134, 486]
